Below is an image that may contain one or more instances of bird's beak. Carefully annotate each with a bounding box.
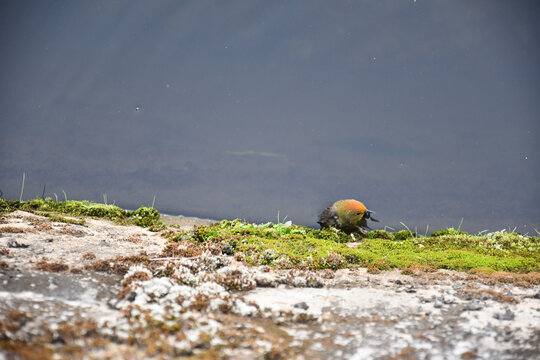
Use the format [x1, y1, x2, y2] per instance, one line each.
[365, 209, 379, 222]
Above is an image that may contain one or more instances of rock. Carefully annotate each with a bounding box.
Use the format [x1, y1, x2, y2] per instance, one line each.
[126, 291, 137, 302]
[465, 300, 483, 311]
[221, 243, 234, 255]
[438, 295, 456, 305]
[293, 302, 309, 310]
[405, 285, 417, 293]
[235, 322, 247, 330]
[254, 271, 276, 287]
[480, 294, 491, 301]
[7, 239, 29, 248]
[51, 332, 66, 344]
[493, 308, 515, 321]
[2, 209, 539, 359]
[307, 278, 324, 288]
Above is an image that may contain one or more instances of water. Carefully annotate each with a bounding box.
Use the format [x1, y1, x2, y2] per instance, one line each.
[1, 0, 539, 233]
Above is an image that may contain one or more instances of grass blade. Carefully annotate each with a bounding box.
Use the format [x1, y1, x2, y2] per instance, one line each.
[19, 172, 26, 202]
[457, 217, 464, 232]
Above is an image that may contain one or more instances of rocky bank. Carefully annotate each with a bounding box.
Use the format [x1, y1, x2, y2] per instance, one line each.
[0, 210, 539, 359]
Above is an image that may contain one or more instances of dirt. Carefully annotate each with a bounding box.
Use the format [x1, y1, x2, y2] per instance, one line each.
[1, 211, 539, 359]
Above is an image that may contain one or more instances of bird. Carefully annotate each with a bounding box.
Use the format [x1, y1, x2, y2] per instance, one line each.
[317, 199, 379, 234]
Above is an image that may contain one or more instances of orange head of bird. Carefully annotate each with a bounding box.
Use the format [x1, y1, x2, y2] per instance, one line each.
[336, 199, 367, 225]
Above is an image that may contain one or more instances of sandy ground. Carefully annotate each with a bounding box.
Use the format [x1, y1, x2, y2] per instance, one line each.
[0, 211, 539, 359]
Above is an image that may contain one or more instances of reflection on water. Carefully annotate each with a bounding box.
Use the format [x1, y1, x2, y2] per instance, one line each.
[1, 1, 539, 233]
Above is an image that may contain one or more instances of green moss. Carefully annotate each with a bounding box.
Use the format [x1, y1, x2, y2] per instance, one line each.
[393, 230, 416, 240]
[177, 221, 539, 273]
[2, 197, 537, 273]
[131, 206, 162, 230]
[44, 214, 86, 226]
[0, 197, 164, 230]
[193, 225, 219, 242]
[367, 230, 393, 240]
[431, 227, 468, 236]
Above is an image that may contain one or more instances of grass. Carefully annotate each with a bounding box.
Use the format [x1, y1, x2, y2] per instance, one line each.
[275, 211, 290, 237]
[19, 172, 25, 202]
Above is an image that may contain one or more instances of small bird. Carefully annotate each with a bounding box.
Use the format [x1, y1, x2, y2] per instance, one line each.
[317, 199, 379, 234]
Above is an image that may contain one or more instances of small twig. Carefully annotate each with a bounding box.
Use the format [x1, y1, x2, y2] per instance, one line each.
[150, 256, 200, 261]
[42, 183, 47, 199]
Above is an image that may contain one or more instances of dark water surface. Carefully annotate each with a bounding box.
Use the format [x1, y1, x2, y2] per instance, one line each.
[1, 1, 539, 233]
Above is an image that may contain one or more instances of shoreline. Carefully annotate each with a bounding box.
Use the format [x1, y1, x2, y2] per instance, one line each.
[0, 209, 539, 359]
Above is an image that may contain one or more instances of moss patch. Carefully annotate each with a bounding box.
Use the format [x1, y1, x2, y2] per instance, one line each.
[0, 198, 164, 231]
[2, 198, 537, 274]
[170, 219, 539, 273]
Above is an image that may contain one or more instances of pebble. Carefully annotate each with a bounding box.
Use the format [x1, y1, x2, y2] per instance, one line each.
[294, 302, 309, 310]
[405, 285, 417, 293]
[438, 295, 456, 305]
[465, 300, 483, 311]
[126, 291, 137, 302]
[493, 308, 515, 321]
[7, 239, 29, 248]
[480, 294, 491, 301]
